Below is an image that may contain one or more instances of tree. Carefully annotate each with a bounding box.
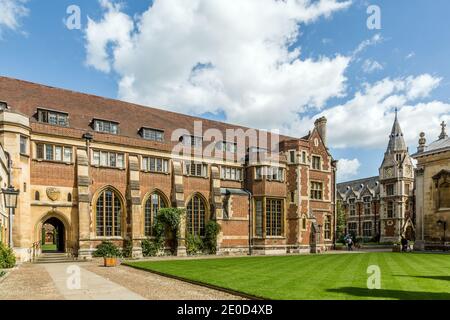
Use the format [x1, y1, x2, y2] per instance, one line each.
[336, 200, 347, 243]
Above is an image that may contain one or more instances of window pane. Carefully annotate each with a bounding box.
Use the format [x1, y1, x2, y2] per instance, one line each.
[55, 146, 62, 161]
[109, 153, 116, 167]
[48, 113, 57, 125]
[100, 152, 108, 166]
[117, 154, 124, 168]
[63, 147, 72, 162]
[20, 136, 27, 154]
[150, 158, 156, 171]
[36, 144, 44, 159]
[45, 145, 53, 160]
[92, 151, 100, 166]
[255, 200, 263, 237]
[143, 157, 148, 170]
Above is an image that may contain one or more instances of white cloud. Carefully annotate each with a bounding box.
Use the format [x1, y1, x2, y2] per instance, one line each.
[85, 0, 352, 129]
[405, 74, 441, 100]
[405, 52, 415, 60]
[352, 33, 383, 57]
[0, 0, 28, 36]
[362, 59, 383, 73]
[84, 1, 450, 152]
[294, 74, 450, 149]
[337, 158, 360, 181]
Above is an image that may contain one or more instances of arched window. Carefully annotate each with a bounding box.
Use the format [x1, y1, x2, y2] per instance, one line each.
[35, 191, 40, 201]
[187, 195, 206, 236]
[439, 182, 450, 208]
[144, 192, 167, 236]
[95, 188, 122, 237]
[67, 193, 72, 202]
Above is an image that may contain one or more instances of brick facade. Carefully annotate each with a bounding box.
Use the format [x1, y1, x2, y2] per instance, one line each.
[0, 76, 337, 261]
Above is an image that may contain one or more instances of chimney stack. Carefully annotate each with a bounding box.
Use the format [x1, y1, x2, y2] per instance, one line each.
[314, 116, 327, 146]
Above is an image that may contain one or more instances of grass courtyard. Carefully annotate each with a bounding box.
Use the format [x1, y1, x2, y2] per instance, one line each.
[126, 252, 450, 300]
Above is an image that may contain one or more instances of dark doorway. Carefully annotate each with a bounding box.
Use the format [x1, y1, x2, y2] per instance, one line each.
[41, 217, 65, 253]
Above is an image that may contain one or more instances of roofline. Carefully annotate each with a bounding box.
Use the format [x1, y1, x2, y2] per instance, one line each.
[412, 146, 450, 158]
[0, 75, 305, 141]
[337, 175, 379, 186]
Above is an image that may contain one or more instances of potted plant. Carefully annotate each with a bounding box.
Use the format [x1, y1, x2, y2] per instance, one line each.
[93, 241, 123, 267]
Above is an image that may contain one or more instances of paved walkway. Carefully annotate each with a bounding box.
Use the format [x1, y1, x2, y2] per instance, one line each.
[44, 263, 145, 300]
[0, 261, 240, 300]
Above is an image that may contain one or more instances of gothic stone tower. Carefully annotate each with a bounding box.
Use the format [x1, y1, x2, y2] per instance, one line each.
[379, 111, 415, 242]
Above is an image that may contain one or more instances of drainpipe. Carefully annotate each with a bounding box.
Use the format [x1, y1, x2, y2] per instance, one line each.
[243, 189, 253, 256]
[5, 151, 13, 248]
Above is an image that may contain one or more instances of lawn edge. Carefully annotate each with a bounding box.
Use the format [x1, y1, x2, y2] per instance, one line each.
[123, 262, 268, 301]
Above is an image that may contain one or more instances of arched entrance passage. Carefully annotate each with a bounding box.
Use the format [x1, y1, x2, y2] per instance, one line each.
[41, 217, 65, 253]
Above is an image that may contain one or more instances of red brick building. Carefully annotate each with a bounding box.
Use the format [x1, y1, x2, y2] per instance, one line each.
[0, 76, 337, 261]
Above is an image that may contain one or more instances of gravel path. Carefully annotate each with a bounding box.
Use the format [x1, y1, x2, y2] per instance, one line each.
[0, 263, 63, 300]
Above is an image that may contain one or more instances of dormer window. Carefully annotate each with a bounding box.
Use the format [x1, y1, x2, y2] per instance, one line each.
[37, 108, 69, 127]
[140, 127, 164, 142]
[93, 119, 119, 134]
[0, 101, 8, 110]
[181, 135, 203, 148]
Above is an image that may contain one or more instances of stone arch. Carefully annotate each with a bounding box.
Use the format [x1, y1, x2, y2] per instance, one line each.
[35, 210, 71, 253]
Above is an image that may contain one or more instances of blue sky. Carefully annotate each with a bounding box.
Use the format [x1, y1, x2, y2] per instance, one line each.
[0, 0, 449, 182]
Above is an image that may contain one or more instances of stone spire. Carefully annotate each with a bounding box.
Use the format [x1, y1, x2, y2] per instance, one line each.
[438, 121, 448, 140]
[386, 108, 407, 153]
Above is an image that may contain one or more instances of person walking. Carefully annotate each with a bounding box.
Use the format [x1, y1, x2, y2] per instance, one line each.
[401, 236, 408, 252]
[347, 237, 354, 251]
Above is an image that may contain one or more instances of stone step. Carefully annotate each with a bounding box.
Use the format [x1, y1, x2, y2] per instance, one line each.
[34, 253, 75, 264]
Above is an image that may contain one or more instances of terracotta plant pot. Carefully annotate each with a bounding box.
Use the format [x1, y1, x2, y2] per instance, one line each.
[104, 257, 118, 267]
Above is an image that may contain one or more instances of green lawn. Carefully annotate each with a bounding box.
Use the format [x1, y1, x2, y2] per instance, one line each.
[126, 252, 450, 300]
[41, 244, 57, 251]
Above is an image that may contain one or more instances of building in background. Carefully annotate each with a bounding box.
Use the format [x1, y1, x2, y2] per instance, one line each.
[338, 111, 415, 242]
[337, 176, 380, 241]
[0, 76, 337, 261]
[413, 122, 450, 250]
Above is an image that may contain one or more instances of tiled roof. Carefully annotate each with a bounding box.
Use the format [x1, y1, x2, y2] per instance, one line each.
[424, 137, 450, 153]
[337, 176, 380, 200]
[0, 76, 300, 148]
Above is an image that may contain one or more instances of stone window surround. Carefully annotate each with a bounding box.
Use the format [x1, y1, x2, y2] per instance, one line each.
[34, 141, 74, 164]
[253, 197, 286, 239]
[91, 149, 126, 170]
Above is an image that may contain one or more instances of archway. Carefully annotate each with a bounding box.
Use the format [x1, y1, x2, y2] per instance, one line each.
[41, 217, 65, 253]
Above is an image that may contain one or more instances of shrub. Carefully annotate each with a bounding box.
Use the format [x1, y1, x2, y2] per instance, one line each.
[141, 239, 161, 257]
[93, 241, 122, 258]
[186, 234, 203, 255]
[204, 220, 221, 254]
[122, 240, 133, 258]
[0, 242, 16, 269]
